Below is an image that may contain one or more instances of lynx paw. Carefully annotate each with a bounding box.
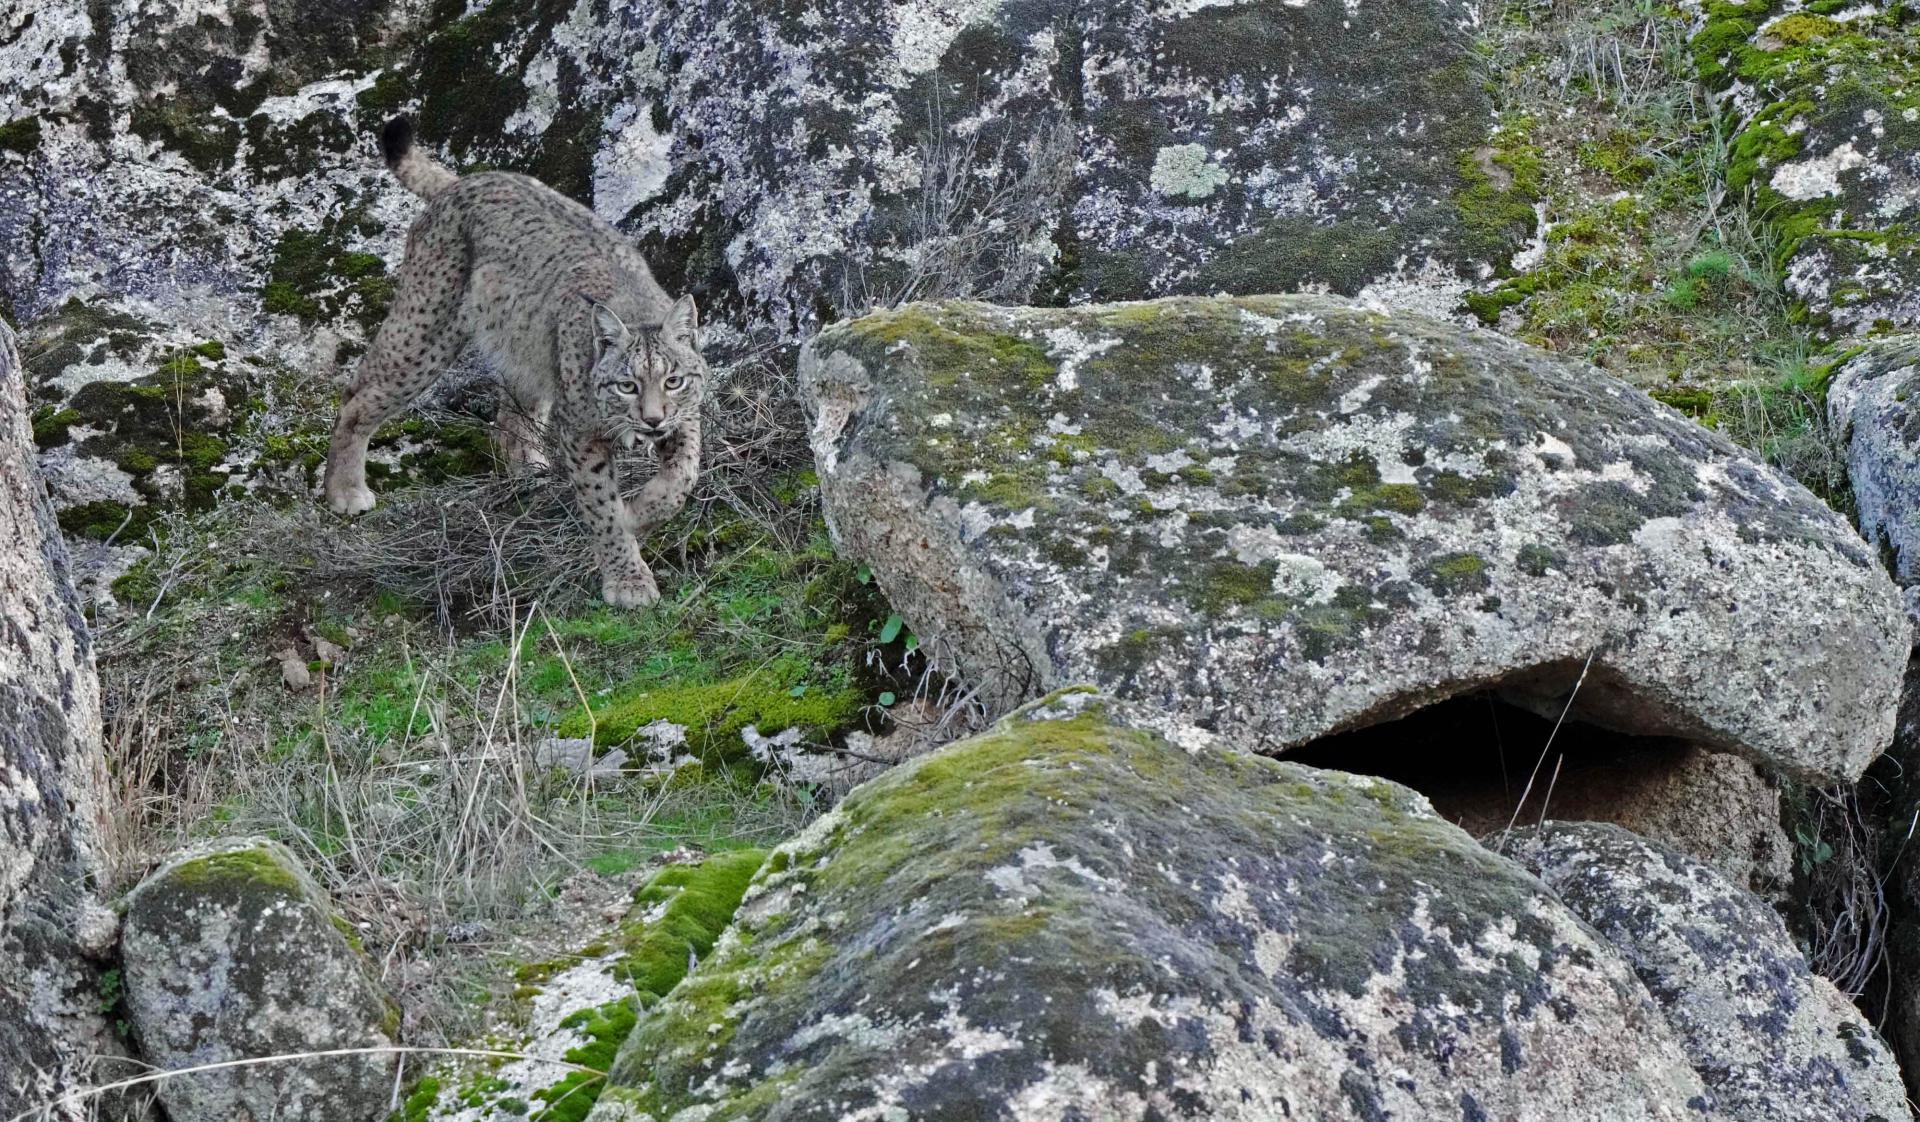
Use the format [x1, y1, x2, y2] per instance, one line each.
[328, 484, 377, 516]
[602, 572, 660, 609]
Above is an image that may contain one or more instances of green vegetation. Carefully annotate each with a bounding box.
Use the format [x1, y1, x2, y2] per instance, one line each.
[261, 218, 395, 329]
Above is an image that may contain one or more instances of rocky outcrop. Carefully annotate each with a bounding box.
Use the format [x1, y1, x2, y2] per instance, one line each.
[120, 837, 397, 1122]
[0, 318, 128, 1117]
[1503, 822, 1910, 1122]
[589, 690, 1718, 1120]
[801, 294, 1907, 784]
[1695, 3, 1920, 338]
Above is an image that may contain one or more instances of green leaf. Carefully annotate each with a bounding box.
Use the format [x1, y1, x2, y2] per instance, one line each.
[855, 563, 872, 585]
[788, 685, 808, 698]
[878, 692, 896, 707]
[879, 614, 903, 644]
[903, 633, 918, 653]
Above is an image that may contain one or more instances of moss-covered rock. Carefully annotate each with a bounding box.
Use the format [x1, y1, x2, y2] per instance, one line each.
[1502, 822, 1909, 1121]
[402, 848, 766, 1122]
[120, 837, 397, 1122]
[556, 665, 865, 766]
[1705, 3, 1920, 338]
[802, 294, 1906, 785]
[587, 690, 1713, 1119]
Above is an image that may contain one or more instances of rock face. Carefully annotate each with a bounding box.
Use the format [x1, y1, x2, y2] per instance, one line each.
[588, 690, 1717, 1121]
[120, 837, 398, 1122]
[0, 318, 127, 1117]
[801, 294, 1907, 783]
[1832, 337, 1920, 589]
[1697, 3, 1920, 338]
[1502, 822, 1910, 1122]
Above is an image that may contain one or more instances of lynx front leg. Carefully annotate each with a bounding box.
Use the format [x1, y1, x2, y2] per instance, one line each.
[628, 419, 702, 535]
[566, 431, 657, 608]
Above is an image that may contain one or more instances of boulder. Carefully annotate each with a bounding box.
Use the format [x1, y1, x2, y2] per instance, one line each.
[0, 318, 130, 1114]
[120, 837, 397, 1122]
[1831, 336, 1920, 590]
[801, 294, 1907, 783]
[642, 0, 1527, 325]
[588, 690, 1717, 1120]
[1502, 822, 1910, 1122]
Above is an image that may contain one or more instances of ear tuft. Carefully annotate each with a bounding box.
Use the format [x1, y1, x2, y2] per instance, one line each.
[583, 296, 629, 348]
[665, 294, 699, 348]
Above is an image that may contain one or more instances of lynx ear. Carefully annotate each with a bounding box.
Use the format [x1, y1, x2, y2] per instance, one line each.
[664, 294, 699, 349]
[583, 296, 629, 351]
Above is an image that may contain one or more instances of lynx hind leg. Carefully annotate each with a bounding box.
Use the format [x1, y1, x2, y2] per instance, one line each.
[567, 432, 658, 608]
[324, 213, 470, 515]
[497, 394, 553, 472]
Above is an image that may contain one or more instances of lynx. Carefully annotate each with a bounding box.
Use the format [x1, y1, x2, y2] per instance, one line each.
[324, 116, 703, 608]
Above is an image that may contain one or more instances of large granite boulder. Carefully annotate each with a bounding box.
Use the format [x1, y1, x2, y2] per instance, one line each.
[641, 0, 1527, 326]
[801, 294, 1907, 783]
[0, 320, 129, 1114]
[1502, 822, 1910, 1122]
[120, 837, 398, 1122]
[1, 0, 1526, 339]
[587, 690, 1717, 1120]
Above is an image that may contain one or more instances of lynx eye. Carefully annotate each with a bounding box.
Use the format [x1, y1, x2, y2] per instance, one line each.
[617, 379, 639, 395]
[664, 374, 687, 392]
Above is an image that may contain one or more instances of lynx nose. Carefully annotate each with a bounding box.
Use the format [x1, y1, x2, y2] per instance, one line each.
[641, 413, 665, 428]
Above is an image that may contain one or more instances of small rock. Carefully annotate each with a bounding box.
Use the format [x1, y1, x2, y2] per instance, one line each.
[275, 647, 311, 691]
[120, 838, 398, 1122]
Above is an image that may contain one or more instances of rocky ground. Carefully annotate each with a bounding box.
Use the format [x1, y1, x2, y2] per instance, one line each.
[5, 0, 1920, 1120]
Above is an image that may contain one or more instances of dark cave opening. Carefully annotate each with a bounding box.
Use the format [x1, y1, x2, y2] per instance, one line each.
[1283, 692, 1757, 846]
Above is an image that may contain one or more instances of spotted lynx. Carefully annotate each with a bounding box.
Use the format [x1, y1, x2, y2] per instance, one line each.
[324, 116, 704, 607]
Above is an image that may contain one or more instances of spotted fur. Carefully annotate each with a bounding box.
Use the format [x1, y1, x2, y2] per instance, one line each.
[326, 116, 705, 608]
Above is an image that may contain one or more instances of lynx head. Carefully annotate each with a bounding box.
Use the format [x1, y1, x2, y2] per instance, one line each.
[585, 294, 705, 447]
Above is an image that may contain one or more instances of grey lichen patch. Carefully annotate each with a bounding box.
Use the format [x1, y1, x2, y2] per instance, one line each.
[592, 692, 1714, 1120]
[1830, 336, 1920, 584]
[120, 837, 397, 1122]
[802, 293, 1906, 784]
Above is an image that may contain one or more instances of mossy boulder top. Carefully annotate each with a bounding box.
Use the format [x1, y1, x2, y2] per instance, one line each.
[120, 837, 397, 1122]
[801, 294, 1906, 784]
[1831, 336, 1920, 591]
[1502, 822, 1910, 1122]
[587, 691, 1715, 1120]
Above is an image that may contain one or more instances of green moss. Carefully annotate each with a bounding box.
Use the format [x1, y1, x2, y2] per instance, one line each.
[618, 848, 768, 996]
[168, 847, 305, 893]
[128, 101, 242, 173]
[558, 663, 864, 763]
[260, 218, 393, 329]
[1416, 551, 1490, 596]
[399, 1077, 442, 1122]
[0, 115, 41, 156]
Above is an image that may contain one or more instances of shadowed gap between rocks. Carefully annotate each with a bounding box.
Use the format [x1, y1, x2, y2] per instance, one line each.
[1285, 690, 1790, 897]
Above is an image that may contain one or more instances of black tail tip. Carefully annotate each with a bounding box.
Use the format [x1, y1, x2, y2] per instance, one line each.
[379, 116, 414, 165]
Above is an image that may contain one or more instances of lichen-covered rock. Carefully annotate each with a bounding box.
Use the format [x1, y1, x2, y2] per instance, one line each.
[801, 294, 1907, 783]
[1831, 335, 1920, 589]
[1502, 822, 1911, 1122]
[587, 690, 1717, 1120]
[120, 837, 398, 1122]
[1696, 4, 1920, 338]
[401, 847, 765, 1122]
[0, 317, 130, 1116]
